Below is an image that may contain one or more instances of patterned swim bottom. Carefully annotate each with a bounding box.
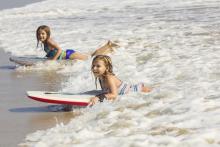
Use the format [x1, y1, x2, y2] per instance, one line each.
[118, 82, 144, 95]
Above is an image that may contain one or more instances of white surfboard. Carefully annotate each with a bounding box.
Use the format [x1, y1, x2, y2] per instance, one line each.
[9, 56, 47, 66]
[27, 91, 102, 106]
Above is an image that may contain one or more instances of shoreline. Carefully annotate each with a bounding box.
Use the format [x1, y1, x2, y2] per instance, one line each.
[0, 1, 74, 146]
[0, 49, 73, 146]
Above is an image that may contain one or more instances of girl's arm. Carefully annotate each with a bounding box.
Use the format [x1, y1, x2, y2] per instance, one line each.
[88, 75, 118, 106]
[47, 39, 62, 60]
[103, 75, 118, 100]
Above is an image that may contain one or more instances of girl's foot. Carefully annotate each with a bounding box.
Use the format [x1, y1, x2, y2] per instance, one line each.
[91, 40, 120, 57]
[107, 40, 120, 48]
[142, 84, 151, 93]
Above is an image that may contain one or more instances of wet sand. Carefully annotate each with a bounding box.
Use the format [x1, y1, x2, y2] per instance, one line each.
[0, 50, 76, 146]
[0, 1, 75, 146]
[0, 0, 42, 10]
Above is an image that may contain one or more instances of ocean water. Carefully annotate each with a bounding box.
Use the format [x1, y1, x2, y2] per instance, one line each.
[0, 0, 220, 146]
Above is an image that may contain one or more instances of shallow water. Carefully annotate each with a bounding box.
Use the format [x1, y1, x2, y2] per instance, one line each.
[0, 0, 220, 146]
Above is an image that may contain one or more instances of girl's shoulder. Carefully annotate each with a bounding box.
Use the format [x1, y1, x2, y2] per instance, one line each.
[47, 38, 55, 44]
[106, 74, 116, 79]
[46, 38, 59, 48]
[105, 74, 121, 83]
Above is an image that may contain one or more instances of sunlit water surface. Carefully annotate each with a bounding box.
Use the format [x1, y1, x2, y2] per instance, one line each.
[0, 0, 220, 146]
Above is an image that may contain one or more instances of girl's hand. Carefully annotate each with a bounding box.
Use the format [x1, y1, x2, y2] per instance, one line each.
[88, 97, 99, 106]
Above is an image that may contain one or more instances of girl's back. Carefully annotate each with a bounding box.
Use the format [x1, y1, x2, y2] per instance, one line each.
[100, 74, 122, 92]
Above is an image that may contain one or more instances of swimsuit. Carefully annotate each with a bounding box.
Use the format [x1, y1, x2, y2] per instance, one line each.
[44, 44, 76, 60]
[99, 79, 143, 95]
[44, 44, 59, 58]
[65, 49, 75, 59]
[118, 82, 144, 95]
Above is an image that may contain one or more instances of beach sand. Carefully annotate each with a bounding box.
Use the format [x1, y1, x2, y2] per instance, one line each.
[0, 1, 74, 146]
[0, 49, 75, 146]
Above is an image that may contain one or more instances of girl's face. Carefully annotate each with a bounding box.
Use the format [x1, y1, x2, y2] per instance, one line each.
[92, 60, 107, 77]
[37, 29, 48, 42]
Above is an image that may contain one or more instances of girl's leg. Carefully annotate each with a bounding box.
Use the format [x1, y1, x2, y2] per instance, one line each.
[69, 52, 88, 60]
[68, 40, 119, 60]
[91, 40, 119, 57]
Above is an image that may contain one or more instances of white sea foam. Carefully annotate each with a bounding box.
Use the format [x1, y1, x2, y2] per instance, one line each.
[1, 0, 220, 146]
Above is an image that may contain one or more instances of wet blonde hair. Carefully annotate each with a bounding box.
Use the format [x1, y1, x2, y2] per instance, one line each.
[36, 25, 51, 47]
[91, 55, 114, 89]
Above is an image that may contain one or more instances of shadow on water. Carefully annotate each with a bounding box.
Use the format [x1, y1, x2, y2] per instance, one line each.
[9, 106, 52, 113]
[0, 65, 16, 70]
[9, 105, 86, 112]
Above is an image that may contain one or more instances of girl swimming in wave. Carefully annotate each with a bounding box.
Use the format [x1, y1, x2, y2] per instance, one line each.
[36, 25, 119, 60]
[89, 55, 151, 105]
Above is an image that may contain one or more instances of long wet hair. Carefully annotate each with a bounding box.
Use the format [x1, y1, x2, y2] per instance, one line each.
[91, 55, 115, 89]
[36, 25, 51, 48]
